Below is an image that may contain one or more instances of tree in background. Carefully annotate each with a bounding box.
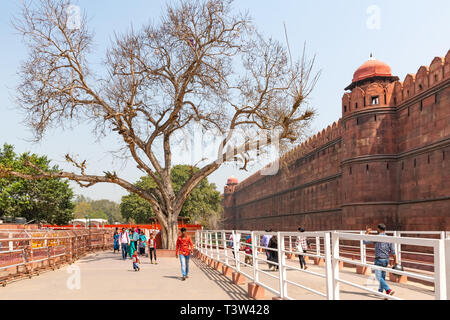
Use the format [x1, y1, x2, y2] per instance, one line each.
[74, 195, 123, 224]
[121, 165, 221, 227]
[3, 0, 318, 248]
[0, 144, 74, 224]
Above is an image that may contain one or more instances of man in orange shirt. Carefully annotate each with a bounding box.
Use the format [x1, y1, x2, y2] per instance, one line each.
[176, 227, 194, 281]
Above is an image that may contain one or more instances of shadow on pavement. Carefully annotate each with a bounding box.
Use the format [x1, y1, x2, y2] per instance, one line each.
[163, 275, 183, 281]
[192, 258, 252, 300]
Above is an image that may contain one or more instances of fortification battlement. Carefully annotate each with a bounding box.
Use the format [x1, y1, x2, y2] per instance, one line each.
[233, 50, 450, 193]
[234, 119, 343, 192]
[342, 50, 450, 116]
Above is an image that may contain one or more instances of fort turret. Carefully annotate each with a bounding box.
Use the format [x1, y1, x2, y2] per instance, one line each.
[340, 55, 400, 228]
[223, 176, 238, 229]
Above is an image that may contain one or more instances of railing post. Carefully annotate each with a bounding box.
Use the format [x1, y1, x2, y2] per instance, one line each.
[205, 232, 208, 256]
[215, 232, 220, 261]
[324, 232, 334, 300]
[289, 235, 292, 256]
[434, 239, 447, 300]
[315, 236, 320, 257]
[200, 231, 204, 254]
[445, 238, 450, 300]
[208, 232, 213, 258]
[331, 232, 340, 300]
[8, 232, 13, 251]
[277, 232, 287, 299]
[194, 230, 198, 249]
[235, 231, 241, 272]
[393, 231, 401, 265]
[251, 231, 258, 283]
[204, 231, 207, 255]
[223, 231, 228, 266]
[360, 231, 366, 264]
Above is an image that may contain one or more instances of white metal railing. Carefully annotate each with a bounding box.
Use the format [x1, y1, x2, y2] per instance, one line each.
[332, 232, 447, 300]
[327, 230, 446, 269]
[195, 229, 449, 300]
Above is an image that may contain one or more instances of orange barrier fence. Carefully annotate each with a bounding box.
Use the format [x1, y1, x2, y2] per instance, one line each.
[0, 228, 114, 286]
[43, 223, 203, 249]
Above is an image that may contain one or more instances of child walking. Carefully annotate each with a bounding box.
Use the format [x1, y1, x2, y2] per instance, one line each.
[132, 250, 140, 271]
[148, 232, 158, 264]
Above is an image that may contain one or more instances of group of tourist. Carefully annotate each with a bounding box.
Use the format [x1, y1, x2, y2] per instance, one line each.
[228, 227, 307, 271]
[112, 226, 194, 280]
[113, 227, 158, 264]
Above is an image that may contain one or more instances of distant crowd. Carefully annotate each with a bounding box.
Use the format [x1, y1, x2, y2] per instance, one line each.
[113, 226, 194, 281]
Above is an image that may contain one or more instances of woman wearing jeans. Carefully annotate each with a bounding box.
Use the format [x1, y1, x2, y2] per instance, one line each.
[176, 227, 194, 281]
[296, 227, 309, 270]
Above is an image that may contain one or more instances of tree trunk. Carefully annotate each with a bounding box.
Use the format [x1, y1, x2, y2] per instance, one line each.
[160, 218, 179, 250]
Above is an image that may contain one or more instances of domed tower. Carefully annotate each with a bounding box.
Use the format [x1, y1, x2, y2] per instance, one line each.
[340, 55, 400, 229]
[223, 176, 238, 229]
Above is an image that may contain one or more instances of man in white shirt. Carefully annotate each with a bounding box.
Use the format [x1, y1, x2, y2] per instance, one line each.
[119, 228, 130, 260]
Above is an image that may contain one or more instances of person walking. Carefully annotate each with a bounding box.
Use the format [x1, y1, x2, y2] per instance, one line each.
[113, 228, 120, 253]
[132, 228, 140, 252]
[267, 235, 279, 271]
[228, 233, 240, 259]
[138, 230, 147, 256]
[148, 232, 158, 264]
[295, 227, 308, 270]
[119, 228, 130, 260]
[176, 227, 194, 281]
[128, 229, 133, 257]
[364, 223, 398, 296]
[244, 235, 253, 266]
[261, 230, 272, 269]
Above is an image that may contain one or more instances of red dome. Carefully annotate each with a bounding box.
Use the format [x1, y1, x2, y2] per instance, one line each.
[352, 57, 392, 83]
[227, 176, 238, 185]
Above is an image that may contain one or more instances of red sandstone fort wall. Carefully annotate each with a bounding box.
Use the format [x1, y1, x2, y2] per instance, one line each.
[229, 121, 344, 231]
[224, 51, 450, 232]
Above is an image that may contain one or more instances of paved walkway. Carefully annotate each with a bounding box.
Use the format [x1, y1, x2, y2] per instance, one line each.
[0, 251, 250, 300]
[0, 250, 436, 300]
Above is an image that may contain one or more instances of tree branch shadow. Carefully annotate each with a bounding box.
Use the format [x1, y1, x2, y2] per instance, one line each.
[192, 258, 252, 300]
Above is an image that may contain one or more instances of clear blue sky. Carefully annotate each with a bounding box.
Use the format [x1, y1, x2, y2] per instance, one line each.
[0, 0, 449, 203]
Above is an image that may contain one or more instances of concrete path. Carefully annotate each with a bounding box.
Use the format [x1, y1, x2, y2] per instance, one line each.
[0, 251, 251, 300]
[0, 250, 436, 300]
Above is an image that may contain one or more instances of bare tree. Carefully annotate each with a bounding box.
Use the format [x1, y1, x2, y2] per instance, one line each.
[1, 0, 319, 248]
